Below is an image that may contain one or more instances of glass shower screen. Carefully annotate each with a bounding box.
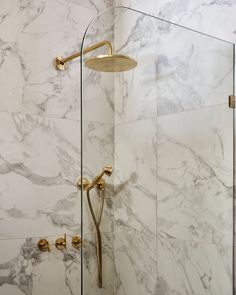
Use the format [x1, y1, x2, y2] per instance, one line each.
[80, 7, 235, 295]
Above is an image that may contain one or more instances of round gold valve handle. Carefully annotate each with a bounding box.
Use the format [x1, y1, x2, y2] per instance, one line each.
[37, 239, 50, 252]
[76, 177, 90, 191]
[55, 234, 67, 250]
[71, 236, 82, 249]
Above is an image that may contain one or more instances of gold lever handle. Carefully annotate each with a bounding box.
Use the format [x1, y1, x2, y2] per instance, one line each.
[37, 239, 50, 252]
[55, 234, 67, 250]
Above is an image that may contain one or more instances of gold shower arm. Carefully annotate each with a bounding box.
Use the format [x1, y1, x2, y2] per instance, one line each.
[55, 40, 113, 71]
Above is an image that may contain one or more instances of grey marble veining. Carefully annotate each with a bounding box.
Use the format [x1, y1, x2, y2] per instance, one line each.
[157, 104, 233, 245]
[0, 232, 114, 295]
[114, 8, 234, 123]
[114, 119, 157, 234]
[157, 234, 232, 295]
[0, 111, 81, 239]
[0, 1, 235, 294]
[114, 0, 236, 43]
[0, 0, 100, 120]
[0, 111, 114, 238]
[114, 227, 157, 295]
[0, 237, 81, 295]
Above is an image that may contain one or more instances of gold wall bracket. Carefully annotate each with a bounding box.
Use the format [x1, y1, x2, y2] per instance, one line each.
[229, 95, 235, 108]
[55, 40, 113, 71]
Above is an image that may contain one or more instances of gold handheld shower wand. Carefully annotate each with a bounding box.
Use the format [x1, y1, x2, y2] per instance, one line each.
[86, 166, 112, 288]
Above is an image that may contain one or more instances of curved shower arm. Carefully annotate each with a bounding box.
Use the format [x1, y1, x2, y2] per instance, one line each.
[55, 40, 113, 70]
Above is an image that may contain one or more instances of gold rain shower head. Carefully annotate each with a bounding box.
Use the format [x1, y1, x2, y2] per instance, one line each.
[55, 40, 137, 72]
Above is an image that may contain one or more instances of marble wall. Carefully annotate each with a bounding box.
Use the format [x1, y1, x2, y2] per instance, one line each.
[0, 0, 114, 294]
[0, 0, 235, 295]
[112, 4, 235, 295]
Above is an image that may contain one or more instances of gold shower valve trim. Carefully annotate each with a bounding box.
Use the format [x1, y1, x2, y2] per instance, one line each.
[55, 40, 113, 71]
[37, 239, 50, 252]
[55, 234, 67, 250]
[71, 236, 82, 249]
[37, 235, 83, 252]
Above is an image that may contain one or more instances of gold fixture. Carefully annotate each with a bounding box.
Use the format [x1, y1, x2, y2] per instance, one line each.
[88, 166, 113, 190]
[55, 234, 67, 250]
[76, 177, 90, 191]
[55, 40, 137, 72]
[85, 54, 137, 72]
[71, 236, 82, 249]
[96, 179, 106, 191]
[37, 239, 50, 252]
[229, 95, 235, 108]
[86, 166, 113, 288]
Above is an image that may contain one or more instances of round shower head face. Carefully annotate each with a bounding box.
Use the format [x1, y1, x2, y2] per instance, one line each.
[85, 54, 137, 72]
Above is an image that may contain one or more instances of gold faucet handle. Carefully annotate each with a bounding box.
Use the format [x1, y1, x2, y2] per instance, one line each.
[55, 234, 67, 250]
[71, 236, 82, 249]
[37, 239, 50, 252]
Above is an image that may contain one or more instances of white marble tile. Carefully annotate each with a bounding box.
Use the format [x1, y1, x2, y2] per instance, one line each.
[114, 228, 157, 295]
[157, 235, 232, 295]
[0, 0, 97, 119]
[0, 233, 114, 295]
[82, 70, 114, 124]
[114, 0, 236, 43]
[83, 232, 114, 295]
[70, 0, 113, 12]
[82, 121, 114, 234]
[0, 236, 81, 295]
[113, 8, 233, 122]
[82, 9, 115, 124]
[114, 119, 157, 234]
[114, 11, 158, 123]
[0, 112, 81, 239]
[157, 104, 233, 245]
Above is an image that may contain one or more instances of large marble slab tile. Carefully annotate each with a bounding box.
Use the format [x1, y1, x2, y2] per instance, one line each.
[157, 104, 233, 245]
[114, 0, 236, 43]
[0, 0, 96, 119]
[114, 227, 157, 295]
[70, 0, 113, 12]
[0, 232, 114, 295]
[82, 70, 114, 124]
[0, 236, 81, 295]
[82, 121, 114, 234]
[114, 119, 157, 234]
[113, 8, 233, 122]
[114, 12, 158, 123]
[83, 232, 114, 295]
[82, 9, 115, 124]
[0, 112, 81, 238]
[157, 235, 232, 295]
